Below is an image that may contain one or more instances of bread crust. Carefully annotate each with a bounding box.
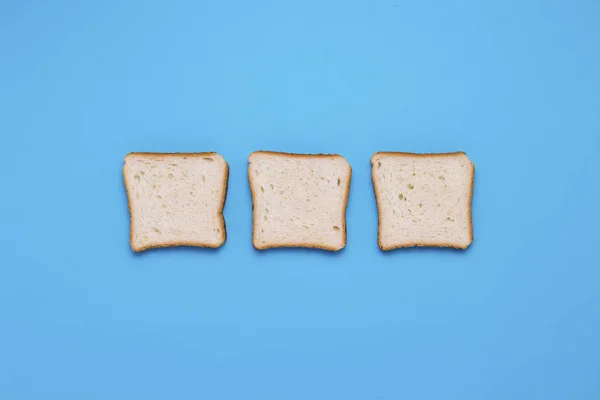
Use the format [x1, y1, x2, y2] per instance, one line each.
[248, 150, 352, 251]
[371, 151, 474, 250]
[123, 152, 229, 252]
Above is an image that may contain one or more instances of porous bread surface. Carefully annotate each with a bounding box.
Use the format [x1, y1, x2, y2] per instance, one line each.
[249, 151, 351, 251]
[371, 152, 474, 250]
[123, 152, 228, 251]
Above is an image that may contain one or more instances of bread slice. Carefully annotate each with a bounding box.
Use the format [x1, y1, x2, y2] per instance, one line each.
[248, 151, 352, 251]
[123, 152, 229, 252]
[371, 152, 474, 250]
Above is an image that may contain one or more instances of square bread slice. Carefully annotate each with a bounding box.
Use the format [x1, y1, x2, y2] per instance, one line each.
[248, 151, 352, 251]
[371, 152, 474, 250]
[123, 152, 229, 252]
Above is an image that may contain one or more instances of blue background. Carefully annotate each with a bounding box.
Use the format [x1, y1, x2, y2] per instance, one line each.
[1, 0, 599, 398]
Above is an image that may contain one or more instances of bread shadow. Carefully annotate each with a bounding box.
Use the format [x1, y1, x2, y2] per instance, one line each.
[131, 244, 225, 257]
[379, 243, 474, 256]
[253, 245, 347, 257]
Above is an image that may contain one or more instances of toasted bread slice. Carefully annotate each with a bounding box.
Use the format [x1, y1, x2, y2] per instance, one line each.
[123, 152, 228, 252]
[248, 151, 352, 251]
[371, 152, 474, 250]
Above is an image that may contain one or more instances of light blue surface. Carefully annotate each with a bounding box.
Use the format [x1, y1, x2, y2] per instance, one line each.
[1, 0, 599, 398]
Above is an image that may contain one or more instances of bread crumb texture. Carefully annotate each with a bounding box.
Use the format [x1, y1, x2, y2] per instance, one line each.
[371, 152, 474, 250]
[123, 153, 228, 251]
[249, 151, 351, 251]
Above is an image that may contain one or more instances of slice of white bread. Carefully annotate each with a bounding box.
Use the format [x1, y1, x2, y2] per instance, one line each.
[123, 152, 229, 252]
[248, 151, 352, 251]
[371, 152, 474, 250]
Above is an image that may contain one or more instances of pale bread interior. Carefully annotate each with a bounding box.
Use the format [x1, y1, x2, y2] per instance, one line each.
[249, 152, 351, 251]
[372, 152, 474, 250]
[124, 153, 228, 251]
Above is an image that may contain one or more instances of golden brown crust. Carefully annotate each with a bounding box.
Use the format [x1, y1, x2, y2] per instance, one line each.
[248, 150, 351, 251]
[371, 151, 474, 251]
[123, 152, 229, 252]
[371, 151, 468, 161]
